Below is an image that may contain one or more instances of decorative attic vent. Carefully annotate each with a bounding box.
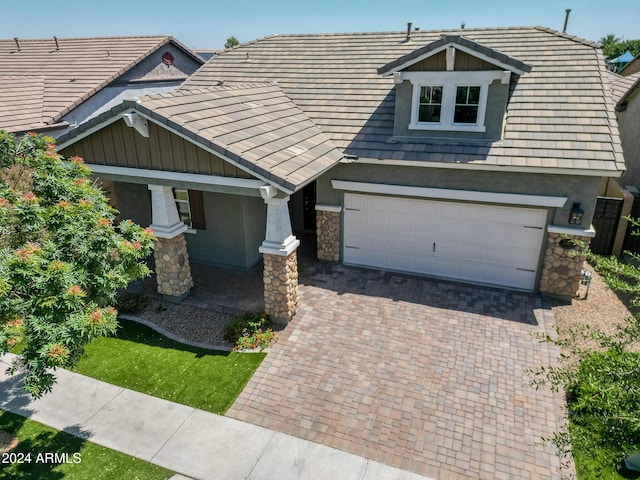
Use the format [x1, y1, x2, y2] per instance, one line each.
[285, 145, 307, 156]
[242, 101, 263, 108]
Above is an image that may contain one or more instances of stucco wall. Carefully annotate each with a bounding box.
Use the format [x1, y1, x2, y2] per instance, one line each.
[316, 163, 601, 228]
[618, 87, 640, 187]
[112, 183, 265, 270]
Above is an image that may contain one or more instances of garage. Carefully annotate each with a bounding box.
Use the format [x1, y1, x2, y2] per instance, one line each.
[343, 193, 547, 290]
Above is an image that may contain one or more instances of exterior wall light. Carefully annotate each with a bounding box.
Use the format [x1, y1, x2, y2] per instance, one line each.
[569, 202, 584, 225]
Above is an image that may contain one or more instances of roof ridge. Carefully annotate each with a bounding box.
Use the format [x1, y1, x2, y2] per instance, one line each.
[2, 35, 170, 42]
[532, 26, 601, 48]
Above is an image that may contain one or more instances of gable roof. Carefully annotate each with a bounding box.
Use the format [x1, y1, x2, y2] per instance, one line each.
[182, 26, 624, 174]
[0, 35, 203, 133]
[377, 34, 532, 76]
[56, 83, 344, 193]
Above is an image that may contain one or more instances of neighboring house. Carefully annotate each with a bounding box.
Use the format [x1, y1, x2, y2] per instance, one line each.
[0, 36, 203, 137]
[55, 26, 625, 323]
[619, 53, 640, 76]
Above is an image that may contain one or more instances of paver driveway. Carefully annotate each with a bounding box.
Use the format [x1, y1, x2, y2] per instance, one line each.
[228, 263, 566, 479]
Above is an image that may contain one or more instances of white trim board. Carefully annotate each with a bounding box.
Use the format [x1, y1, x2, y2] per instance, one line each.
[331, 180, 568, 207]
[86, 164, 267, 190]
[547, 225, 596, 238]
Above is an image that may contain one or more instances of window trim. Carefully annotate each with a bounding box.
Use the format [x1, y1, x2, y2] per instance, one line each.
[404, 71, 503, 132]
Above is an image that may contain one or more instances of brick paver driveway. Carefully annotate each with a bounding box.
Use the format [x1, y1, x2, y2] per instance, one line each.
[228, 263, 566, 479]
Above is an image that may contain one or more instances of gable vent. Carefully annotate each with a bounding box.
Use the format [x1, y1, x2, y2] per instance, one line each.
[243, 101, 264, 108]
[285, 145, 307, 156]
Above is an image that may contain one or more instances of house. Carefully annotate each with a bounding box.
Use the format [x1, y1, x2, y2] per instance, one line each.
[55, 26, 625, 323]
[0, 35, 203, 137]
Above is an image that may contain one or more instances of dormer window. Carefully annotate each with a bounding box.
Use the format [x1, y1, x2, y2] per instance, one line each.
[404, 71, 502, 132]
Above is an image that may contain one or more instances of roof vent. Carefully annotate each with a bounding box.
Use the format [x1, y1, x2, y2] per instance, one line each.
[405, 22, 413, 42]
[242, 101, 264, 108]
[285, 145, 307, 156]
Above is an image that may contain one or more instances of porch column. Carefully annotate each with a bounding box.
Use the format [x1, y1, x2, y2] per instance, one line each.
[259, 186, 300, 325]
[539, 226, 595, 298]
[148, 184, 194, 303]
[315, 205, 342, 261]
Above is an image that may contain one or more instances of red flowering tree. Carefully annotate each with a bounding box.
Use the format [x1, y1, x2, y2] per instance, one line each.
[0, 131, 154, 397]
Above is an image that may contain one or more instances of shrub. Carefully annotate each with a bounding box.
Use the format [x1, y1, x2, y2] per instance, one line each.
[116, 291, 150, 314]
[223, 312, 277, 351]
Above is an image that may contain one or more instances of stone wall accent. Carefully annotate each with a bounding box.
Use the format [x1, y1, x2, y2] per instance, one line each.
[263, 251, 299, 324]
[154, 234, 194, 302]
[539, 232, 591, 298]
[316, 210, 340, 262]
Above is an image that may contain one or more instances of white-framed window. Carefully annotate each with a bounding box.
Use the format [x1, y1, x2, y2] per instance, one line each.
[404, 71, 503, 132]
[173, 188, 192, 228]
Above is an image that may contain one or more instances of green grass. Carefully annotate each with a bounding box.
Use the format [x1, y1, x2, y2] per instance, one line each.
[73, 318, 266, 414]
[0, 410, 172, 479]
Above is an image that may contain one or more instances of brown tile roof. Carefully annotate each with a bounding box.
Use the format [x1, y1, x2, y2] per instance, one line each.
[57, 83, 344, 192]
[0, 35, 202, 133]
[182, 26, 624, 173]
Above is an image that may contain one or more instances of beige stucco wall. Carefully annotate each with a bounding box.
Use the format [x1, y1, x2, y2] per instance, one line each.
[618, 87, 640, 187]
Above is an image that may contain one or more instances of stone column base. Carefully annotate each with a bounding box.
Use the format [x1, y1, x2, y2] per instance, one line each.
[263, 251, 299, 324]
[154, 234, 194, 302]
[316, 208, 341, 262]
[539, 232, 591, 298]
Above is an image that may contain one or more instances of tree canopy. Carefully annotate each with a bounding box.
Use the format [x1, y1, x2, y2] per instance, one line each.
[0, 131, 154, 397]
[224, 36, 240, 49]
[599, 34, 640, 60]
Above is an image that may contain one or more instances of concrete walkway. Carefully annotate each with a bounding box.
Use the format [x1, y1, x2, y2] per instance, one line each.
[0, 353, 432, 480]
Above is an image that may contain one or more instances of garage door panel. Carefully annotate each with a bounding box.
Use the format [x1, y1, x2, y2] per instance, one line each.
[343, 193, 545, 290]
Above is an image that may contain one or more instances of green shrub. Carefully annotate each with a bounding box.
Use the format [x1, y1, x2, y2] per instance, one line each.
[223, 312, 277, 351]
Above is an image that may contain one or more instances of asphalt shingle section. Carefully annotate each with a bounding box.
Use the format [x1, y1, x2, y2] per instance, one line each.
[0, 35, 202, 133]
[183, 26, 624, 173]
[127, 83, 344, 192]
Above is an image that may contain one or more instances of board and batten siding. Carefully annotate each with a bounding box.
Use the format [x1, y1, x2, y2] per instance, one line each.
[60, 119, 253, 179]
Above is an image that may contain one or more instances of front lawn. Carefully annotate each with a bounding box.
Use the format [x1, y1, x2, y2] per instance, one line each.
[0, 410, 172, 479]
[73, 319, 265, 414]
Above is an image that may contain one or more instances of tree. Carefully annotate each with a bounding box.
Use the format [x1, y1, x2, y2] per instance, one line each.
[599, 34, 640, 60]
[224, 36, 240, 49]
[0, 131, 154, 397]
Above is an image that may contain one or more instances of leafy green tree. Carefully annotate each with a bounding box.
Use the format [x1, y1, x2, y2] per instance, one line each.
[0, 131, 154, 397]
[599, 34, 640, 60]
[224, 36, 240, 49]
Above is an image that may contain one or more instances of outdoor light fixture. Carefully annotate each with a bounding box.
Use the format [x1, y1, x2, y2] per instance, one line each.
[569, 202, 584, 225]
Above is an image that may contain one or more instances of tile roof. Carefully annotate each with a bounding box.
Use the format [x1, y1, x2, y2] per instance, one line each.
[57, 83, 344, 193]
[0, 35, 202, 133]
[607, 71, 640, 106]
[182, 26, 624, 174]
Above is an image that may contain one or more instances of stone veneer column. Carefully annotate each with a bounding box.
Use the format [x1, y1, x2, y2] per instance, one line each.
[539, 229, 593, 298]
[148, 185, 194, 302]
[315, 205, 342, 262]
[259, 186, 300, 324]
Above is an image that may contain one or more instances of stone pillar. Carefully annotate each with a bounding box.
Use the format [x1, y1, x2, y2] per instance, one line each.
[315, 205, 342, 262]
[148, 185, 193, 302]
[539, 228, 594, 298]
[259, 186, 300, 324]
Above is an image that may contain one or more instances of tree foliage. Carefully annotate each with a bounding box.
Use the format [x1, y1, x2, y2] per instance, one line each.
[0, 131, 154, 397]
[224, 36, 240, 49]
[599, 34, 640, 60]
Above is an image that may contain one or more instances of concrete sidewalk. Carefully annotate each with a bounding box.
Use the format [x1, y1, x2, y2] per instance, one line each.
[0, 353, 432, 480]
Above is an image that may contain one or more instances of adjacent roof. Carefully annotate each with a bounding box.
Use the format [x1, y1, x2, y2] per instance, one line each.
[56, 83, 344, 193]
[377, 34, 532, 76]
[608, 71, 640, 107]
[182, 26, 624, 174]
[0, 35, 203, 133]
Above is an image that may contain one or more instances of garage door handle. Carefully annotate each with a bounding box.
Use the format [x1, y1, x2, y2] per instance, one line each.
[433, 242, 436, 252]
[523, 226, 543, 229]
[345, 245, 360, 250]
[345, 208, 360, 211]
[517, 268, 535, 272]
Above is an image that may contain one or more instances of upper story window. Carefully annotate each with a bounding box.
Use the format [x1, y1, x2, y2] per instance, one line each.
[402, 71, 503, 133]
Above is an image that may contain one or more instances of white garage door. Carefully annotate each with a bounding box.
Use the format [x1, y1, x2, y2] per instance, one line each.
[343, 193, 546, 290]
